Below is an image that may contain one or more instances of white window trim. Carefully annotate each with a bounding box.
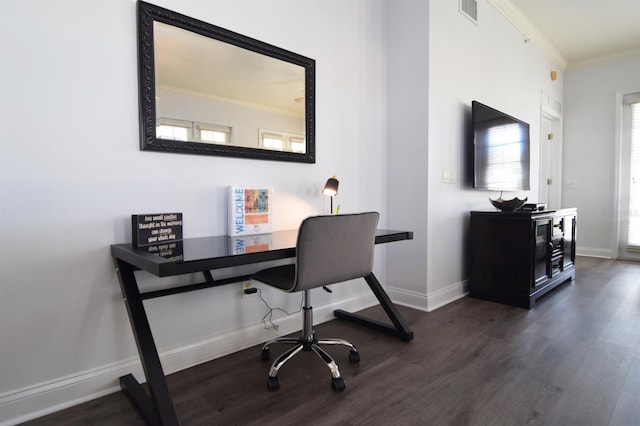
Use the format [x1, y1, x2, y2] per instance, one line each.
[194, 122, 232, 145]
[624, 95, 640, 249]
[614, 92, 640, 259]
[156, 117, 233, 145]
[156, 118, 193, 141]
[258, 128, 305, 153]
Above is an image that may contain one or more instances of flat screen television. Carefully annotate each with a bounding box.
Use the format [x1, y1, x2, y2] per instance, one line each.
[472, 101, 530, 191]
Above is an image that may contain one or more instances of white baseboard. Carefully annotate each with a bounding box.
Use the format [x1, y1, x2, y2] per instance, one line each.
[385, 285, 429, 311]
[384, 280, 468, 312]
[0, 360, 138, 426]
[425, 280, 468, 311]
[0, 293, 376, 426]
[576, 246, 613, 258]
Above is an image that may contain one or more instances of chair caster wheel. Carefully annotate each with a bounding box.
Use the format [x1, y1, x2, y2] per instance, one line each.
[261, 348, 270, 361]
[267, 376, 280, 391]
[331, 377, 346, 393]
[348, 350, 360, 363]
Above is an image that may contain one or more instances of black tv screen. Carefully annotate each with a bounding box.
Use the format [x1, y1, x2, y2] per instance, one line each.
[472, 101, 530, 191]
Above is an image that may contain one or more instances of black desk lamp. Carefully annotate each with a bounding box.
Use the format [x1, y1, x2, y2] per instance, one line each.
[322, 176, 339, 214]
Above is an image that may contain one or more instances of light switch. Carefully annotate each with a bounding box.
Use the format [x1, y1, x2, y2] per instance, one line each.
[442, 169, 456, 184]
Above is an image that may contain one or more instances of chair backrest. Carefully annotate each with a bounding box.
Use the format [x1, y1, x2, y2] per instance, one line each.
[292, 212, 380, 291]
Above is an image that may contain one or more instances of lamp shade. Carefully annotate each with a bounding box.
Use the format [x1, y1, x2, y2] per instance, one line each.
[322, 176, 339, 197]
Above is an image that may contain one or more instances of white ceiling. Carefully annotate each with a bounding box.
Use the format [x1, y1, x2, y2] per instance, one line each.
[505, 0, 640, 67]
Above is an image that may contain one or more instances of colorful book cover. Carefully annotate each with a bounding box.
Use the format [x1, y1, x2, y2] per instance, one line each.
[228, 186, 273, 236]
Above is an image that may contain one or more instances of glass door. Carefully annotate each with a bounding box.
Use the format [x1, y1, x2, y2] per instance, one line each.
[534, 219, 551, 287]
[562, 215, 575, 269]
[617, 94, 640, 261]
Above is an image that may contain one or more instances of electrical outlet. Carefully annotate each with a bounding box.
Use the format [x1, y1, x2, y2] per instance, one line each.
[241, 281, 255, 298]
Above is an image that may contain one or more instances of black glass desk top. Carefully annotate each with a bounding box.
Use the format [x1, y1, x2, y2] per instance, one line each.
[111, 229, 413, 278]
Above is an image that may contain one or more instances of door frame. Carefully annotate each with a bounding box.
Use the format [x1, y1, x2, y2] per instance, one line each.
[613, 91, 640, 260]
[539, 102, 563, 209]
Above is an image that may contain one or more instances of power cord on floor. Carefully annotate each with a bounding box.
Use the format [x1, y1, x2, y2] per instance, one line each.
[255, 288, 304, 330]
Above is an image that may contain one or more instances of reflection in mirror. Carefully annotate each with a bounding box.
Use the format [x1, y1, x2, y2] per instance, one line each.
[138, 1, 315, 162]
[154, 22, 305, 149]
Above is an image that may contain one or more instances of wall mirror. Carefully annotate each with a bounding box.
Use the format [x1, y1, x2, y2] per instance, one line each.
[138, 1, 315, 163]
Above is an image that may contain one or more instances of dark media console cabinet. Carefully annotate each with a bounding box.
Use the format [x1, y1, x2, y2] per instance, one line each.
[469, 208, 577, 309]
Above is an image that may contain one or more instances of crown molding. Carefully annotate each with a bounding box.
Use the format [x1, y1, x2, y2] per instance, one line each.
[487, 0, 568, 71]
[567, 47, 640, 71]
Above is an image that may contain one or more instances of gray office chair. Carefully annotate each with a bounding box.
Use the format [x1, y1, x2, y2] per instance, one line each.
[251, 212, 380, 392]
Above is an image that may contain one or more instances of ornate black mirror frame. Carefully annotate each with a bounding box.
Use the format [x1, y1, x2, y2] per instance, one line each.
[137, 1, 316, 163]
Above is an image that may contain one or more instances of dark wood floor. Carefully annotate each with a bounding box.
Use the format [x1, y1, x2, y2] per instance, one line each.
[23, 257, 640, 425]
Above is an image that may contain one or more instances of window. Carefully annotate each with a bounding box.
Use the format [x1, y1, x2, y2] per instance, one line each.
[290, 137, 305, 153]
[259, 129, 305, 152]
[195, 123, 231, 145]
[156, 118, 192, 141]
[618, 93, 640, 257]
[261, 133, 285, 150]
[156, 118, 232, 145]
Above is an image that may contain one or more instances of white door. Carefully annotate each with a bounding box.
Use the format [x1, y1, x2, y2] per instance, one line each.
[616, 94, 640, 261]
[539, 111, 562, 209]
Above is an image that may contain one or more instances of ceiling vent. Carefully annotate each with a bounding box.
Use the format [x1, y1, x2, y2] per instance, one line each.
[460, 0, 478, 24]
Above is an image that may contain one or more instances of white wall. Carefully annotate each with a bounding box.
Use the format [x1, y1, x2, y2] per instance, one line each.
[0, 0, 387, 423]
[384, 0, 431, 308]
[563, 52, 640, 258]
[385, 0, 563, 311]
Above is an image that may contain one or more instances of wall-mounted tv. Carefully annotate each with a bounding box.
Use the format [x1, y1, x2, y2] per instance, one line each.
[472, 101, 530, 191]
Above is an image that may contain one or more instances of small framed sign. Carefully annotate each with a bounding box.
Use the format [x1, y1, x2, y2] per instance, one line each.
[132, 213, 183, 247]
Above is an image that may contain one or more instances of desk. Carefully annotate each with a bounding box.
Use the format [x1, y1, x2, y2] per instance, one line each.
[111, 229, 413, 425]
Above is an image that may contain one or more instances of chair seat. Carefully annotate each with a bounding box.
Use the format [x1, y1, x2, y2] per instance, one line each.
[252, 264, 295, 291]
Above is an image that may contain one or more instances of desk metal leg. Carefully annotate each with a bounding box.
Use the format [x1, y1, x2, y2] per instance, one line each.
[114, 259, 179, 426]
[334, 272, 414, 342]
